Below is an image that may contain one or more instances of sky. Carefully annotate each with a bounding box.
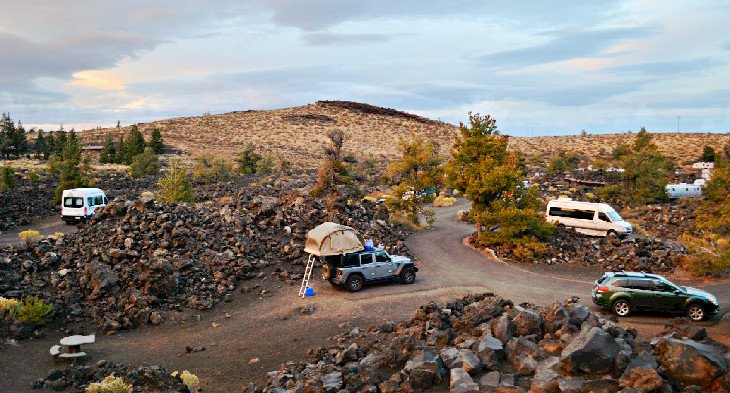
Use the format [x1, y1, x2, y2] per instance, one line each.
[1, 0, 729, 136]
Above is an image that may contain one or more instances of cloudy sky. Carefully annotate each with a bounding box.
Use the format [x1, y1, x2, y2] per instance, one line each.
[1, 1, 729, 135]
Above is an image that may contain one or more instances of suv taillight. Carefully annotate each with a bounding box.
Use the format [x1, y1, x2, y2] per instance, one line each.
[336, 269, 342, 276]
[596, 286, 609, 293]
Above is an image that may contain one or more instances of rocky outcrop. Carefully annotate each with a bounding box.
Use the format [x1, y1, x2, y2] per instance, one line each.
[245, 294, 729, 393]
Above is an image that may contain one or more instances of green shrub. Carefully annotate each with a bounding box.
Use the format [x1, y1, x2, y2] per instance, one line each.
[0, 165, 16, 190]
[12, 297, 54, 326]
[235, 144, 261, 174]
[86, 375, 132, 393]
[595, 184, 622, 201]
[192, 154, 230, 184]
[158, 158, 193, 203]
[129, 147, 159, 178]
[681, 234, 730, 277]
[0, 296, 19, 313]
[255, 154, 275, 174]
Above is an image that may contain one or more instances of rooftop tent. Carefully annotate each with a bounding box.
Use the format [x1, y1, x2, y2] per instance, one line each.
[304, 222, 365, 256]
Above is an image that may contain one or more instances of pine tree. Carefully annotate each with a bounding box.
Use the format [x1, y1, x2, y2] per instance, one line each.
[100, 135, 116, 164]
[115, 135, 127, 164]
[149, 128, 164, 154]
[700, 145, 716, 162]
[125, 125, 146, 163]
[53, 125, 67, 157]
[0, 113, 15, 158]
[14, 121, 28, 156]
[158, 158, 193, 203]
[129, 147, 159, 178]
[35, 130, 47, 159]
[52, 130, 92, 201]
[619, 127, 674, 204]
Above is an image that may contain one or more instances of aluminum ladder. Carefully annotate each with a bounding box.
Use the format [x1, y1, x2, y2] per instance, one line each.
[298, 254, 315, 298]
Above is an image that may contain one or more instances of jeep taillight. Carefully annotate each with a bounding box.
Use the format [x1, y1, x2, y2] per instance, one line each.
[596, 286, 609, 293]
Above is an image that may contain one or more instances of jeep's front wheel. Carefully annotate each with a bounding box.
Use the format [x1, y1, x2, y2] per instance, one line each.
[346, 274, 364, 292]
[400, 267, 416, 284]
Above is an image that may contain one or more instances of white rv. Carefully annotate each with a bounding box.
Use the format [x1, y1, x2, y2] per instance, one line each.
[61, 188, 108, 224]
[666, 183, 702, 199]
[546, 198, 633, 237]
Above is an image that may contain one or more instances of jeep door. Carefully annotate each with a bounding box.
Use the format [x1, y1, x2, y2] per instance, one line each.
[359, 253, 377, 280]
[374, 251, 394, 278]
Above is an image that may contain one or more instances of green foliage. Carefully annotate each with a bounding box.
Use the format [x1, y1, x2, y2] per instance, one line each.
[700, 145, 716, 162]
[0, 296, 19, 313]
[52, 130, 94, 202]
[618, 128, 673, 205]
[385, 133, 443, 225]
[235, 144, 262, 174]
[611, 143, 630, 161]
[12, 297, 54, 326]
[34, 130, 48, 159]
[478, 186, 553, 247]
[158, 158, 193, 203]
[255, 154, 275, 174]
[0, 165, 15, 190]
[129, 147, 160, 178]
[445, 113, 550, 244]
[100, 135, 116, 164]
[548, 150, 582, 174]
[595, 184, 622, 201]
[149, 128, 164, 154]
[0, 113, 29, 158]
[681, 234, 730, 277]
[115, 135, 127, 164]
[18, 230, 41, 245]
[124, 125, 146, 164]
[86, 375, 133, 393]
[192, 154, 230, 184]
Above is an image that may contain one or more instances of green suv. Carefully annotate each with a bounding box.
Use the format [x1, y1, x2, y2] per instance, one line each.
[592, 271, 719, 321]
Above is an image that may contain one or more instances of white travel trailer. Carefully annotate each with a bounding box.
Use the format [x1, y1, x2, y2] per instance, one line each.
[61, 188, 108, 224]
[546, 198, 633, 237]
[666, 183, 703, 199]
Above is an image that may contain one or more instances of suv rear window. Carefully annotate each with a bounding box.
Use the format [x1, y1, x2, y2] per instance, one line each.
[343, 254, 360, 268]
[610, 278, 629, 287]
[63, 197, 84, 208]
[360, 253, 373, 264]
[628, 279, 652, 290]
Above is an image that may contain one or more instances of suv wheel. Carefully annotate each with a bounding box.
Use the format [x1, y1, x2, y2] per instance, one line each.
[687, 303, 705, 321]
[346, 275, 364, 292]
[613, 299, 631, 317]
[400, 267, 416, 284]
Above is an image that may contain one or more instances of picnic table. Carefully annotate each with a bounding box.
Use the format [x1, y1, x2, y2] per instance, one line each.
[51, 334, 95, 360]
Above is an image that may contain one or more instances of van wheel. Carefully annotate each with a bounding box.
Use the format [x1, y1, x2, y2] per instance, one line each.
[400, 267, 416, 284]
[607, 230, 618, 238]
[613, 299, 631, 317]
[687, 303, 705, 321]
[346, 275, 364, 292]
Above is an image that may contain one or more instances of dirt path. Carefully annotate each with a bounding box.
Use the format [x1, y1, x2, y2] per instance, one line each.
[2, 199, 728, 393]
[0, 216, 76, 248]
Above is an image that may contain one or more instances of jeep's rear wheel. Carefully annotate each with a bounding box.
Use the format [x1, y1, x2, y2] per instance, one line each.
[400, 267, 416, 284]
[613, 299, 631, 317]
[687, 303, 705, 321]
[346, 275, 364, 292]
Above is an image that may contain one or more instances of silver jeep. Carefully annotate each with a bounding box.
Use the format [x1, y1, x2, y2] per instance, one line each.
[321, 248, 418, 292]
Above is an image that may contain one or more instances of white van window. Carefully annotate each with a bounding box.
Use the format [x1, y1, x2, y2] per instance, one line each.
[87, 197, 94, 206]
[607, 210, 623, 222]
[103, 196, 109, 204]
[94, 196, 103, 205]
[549, 207, 594, 220]
[598, 212, 611, 222]
[63, 197, 83, 208]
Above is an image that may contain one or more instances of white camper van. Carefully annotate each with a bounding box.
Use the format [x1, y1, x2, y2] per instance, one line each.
[546, 198, 633, 237]
[61, 188, 108, 224]
[666, 183, 702, 199]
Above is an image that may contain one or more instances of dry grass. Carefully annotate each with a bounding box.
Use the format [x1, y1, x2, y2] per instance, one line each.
[511, 132, 730, 168]
[75, 102, 728, 169]
[78, 101, 458, 168]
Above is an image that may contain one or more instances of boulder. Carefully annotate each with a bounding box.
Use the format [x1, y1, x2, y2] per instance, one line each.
[619, 367, 664, 393]
[474, 334, 505, 369]
[560, 326, 619, 374]
[653, 338, 729, 393]
[440, 347, 481, 375]
[530, 357, 560, 393]
[320, 371, 343, 393]
[450, 368, 479, 393]
[403, 348, 447, 389]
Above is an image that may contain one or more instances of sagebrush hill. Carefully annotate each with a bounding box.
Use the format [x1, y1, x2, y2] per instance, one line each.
[78, 101, 729, 167]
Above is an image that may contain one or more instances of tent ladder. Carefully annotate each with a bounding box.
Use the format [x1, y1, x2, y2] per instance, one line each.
[298, 254, 315, 298]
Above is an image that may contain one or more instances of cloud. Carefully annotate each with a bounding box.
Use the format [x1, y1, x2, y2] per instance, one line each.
[474, 28, 654, 69]
[302, 32, 394, 46]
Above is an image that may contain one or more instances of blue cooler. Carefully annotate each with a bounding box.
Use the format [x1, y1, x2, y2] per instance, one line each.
[364, 239, 374, 250]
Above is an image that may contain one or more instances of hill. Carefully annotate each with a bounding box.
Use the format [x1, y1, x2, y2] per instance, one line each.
[78, 102, 729, 168]
[510, 132, 730, 167]
[78, 101, 458, 167]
